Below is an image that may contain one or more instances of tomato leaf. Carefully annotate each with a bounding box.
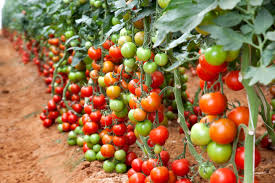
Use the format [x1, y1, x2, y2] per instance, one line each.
[213, 11, 242, 27]
[218, 0, 240, 10]
[72, 52, 84, 67]
[266, 31, 275, 41]
[65, 35, 80, 46]
[262, 42, 275, 66]
[132, 8, 154, 22]
[249, 0, 263, 6]
[240, 24, 253, 34]
[165, 33, 190, 50]
[76, 15, 92, 26]
[244, 65, 275, 85]
[200, 25, 250, 50]
[154, 0, 218, 47]
[254, 8, 273, 34]
[102, 23, 125, 44]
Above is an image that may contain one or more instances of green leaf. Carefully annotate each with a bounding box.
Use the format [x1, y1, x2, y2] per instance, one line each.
[154, 0, 218, 47]
[254, 8, 273, 34]
[65, 35, 80, 46]
[102, 23, 125, 44]
[72, 52, 83, 67]
[240, 24, 253, 34]
[266, 31, 275, 41]
[218, 0, 240, 10]
[213, 11, 242, 27]
[244, 65, 275, 85]
[132, 8, 154, 22]
[249, 0, 263, 6]
[165, 33, 190, 50]
[76, 15, 92, 25]
[201, 25, 249, 50]
[261, 42, 275, 66]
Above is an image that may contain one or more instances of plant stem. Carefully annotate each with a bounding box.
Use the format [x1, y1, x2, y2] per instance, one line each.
[241, 44, 260, 183]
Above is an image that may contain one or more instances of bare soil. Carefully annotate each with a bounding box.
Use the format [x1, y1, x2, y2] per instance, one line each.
[0, 37, 274, 183]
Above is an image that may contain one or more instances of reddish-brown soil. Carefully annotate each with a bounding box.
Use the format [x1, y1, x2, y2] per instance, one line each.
[0, 36, 274, 183]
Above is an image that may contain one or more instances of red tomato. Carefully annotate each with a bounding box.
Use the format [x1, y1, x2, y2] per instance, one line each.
[72, 103, 82, 113]
[225, 71, 244, 91]
[196, 63, 218, 81]
[82, 142, 90, 153]
[126, 152, 137, 166]
[199, 92, 227, 115]
[113, 136, 126, 147]
[131, 158, 143, 172]
[151, 71, 164, 89]
[102, 40, 114, 50]
[100, 115, 112, 127]
[43, 119, 52, 128]
[171, 159, 189, 177]
[128, 168, 137, 178]
[199, 54, 227, 74]
[150, 166, 169, 183]
[160, 151, 170, 166]
[88, 47, 101, 61]
[141, 92, 162, 112]
[89, 110, 102, 123]
[142, 159, 158, 175]
[109, 45, 123, 60]
[176, 178, 191, 183]
[48, 99, 57, 111]
[128, 79, 139, 94]
[62, 122, 70, 132]
[149, 125, 169, 145]
[126, 131, 137, 145]
[83, 122, 98, 135]
[100, 144, 115, 158]
[93, 94, 106, 108]
[113, 124, 127, 136]
[129, 173, 146, 183]
[210, 168, 236, 183]
[228, 106, 249, 126]
[235, 147, 261, 170]
[199, 79, 220, 91]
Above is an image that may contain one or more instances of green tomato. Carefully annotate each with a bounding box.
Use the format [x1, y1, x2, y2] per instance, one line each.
[67, 138, 76, 146]
[74, 71, 86, 81]
[93, 144, 101, 153]
[120, 28, 131, 36]
[136, 47, 151, 61]
[63, 0, 70, 3]
[115, 163, 127, 173]
[271, 98, 275, 109]
[85, 150, 96, 162]
[65, 30, 74, 39]
[207, 142, 232, 163]
[111, 34, 119, 44]
[70, 40, 79, 47]
[96, 151, 106, 161]
[124, 66, 133, 73]
[115, 107, 128, 118]
[110, 99, 125, 112]
[135, 120, 152, 136]
[90, 133, 100, 144]
[103, 160, 115, 173]
[166, 111, 176, 120]
[114, 150, 126, 161]
[118, 35, 132, 46]
[121, 42, 137, 58]
[79, 0, 87, 4]
[123, 12, 131, 21]
[157, 0, 171, 8]
[68, 131, 77, 139]
[57, 124, 63, 132]
[154, 144, 163, 154]
[112, 17, 120, 26]
[134, 31, 144, 46]
[155, 53, 168, 66]
[83, 135, 91, 143]
[143, 62, 158, 74]
[198, 162, 216, 180]
[49, 52, 54, 58]
[83, 56, 93, 65]
[74, 126, 82, 134]
[77, 136, 84, 147]
[124, 58, 136, 68]
[225, 49, 240, 62]
[56, 116, 62, 124]
[204, 45, 227, 66]
[190, 123, 211, 146]
[89, 0, 95, 6]
[121, 93, 129, 105]
[78, 118, 83, 126]
[98, 76, 106, 87]
[94, 0, 102, 8]
[178, 67, 185, 74]
[85, 41, 92, 49]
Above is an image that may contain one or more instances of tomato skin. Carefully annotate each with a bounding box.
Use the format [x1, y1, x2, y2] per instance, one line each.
[109, 45, 123, 60]
[102, 40, 114, 50]
[136, 47, 151, 61]
[126, 152, 137, 166]
[121, 42, 137, 58]
[129, 173, 146, 183]
[172, 159, 190, 177]
[149, 125, 169, 145]
[150, 166, 169, 183]
[100, 144, 115, 158]
[176, 178, 191, 183]
[209, 118, 237, 144]
[199, 92, 227, 115]
[199, 79, 220, 91]
[155, 53, 168, 66]
[81, 86, 93, 97]
[128, 79, 139, 94]
[199, 54, 227, 74]
[196, 64, 218, 81]
[151, 71, 164, 89]
[142, 159, 158, 175]
[207, 142, 232, 163]
[204, 45, 227, 66]
[210, 168, 236, 183]
[228, 106, 249, 126]
[141, 92, 161, 112]
[83, 122, 98, 135]
[128, 168, 137, 178]
[225, 71, 244, 91]
[100, 115, 112, 127]
[190, 123, 211, 146]
[126, 131, 137, 145]
[43, 119, 53, 128]
[235, 147, 261, 170]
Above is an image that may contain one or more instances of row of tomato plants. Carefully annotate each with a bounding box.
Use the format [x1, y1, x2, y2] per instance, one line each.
[2, 0, 275, 183]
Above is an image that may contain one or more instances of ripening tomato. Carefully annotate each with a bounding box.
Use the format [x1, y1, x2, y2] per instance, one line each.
[88, 47, 101, 61]
[133, 108, 147, 121]
[113, 123, 127, 136]
[225, 71, 244, 91]
[149, 125, 169, 145]
[101, 144, 115, 158]
[228, 106, 249, 126]
[104, 72, 118, 86]
[235, 146, 261, 170]
[102, 61, 114, 73]
[210, 168, 236, 183]
[113, 136, 126, 147]
[199, 54, 227, 74]
[199, 92, 227, 115]
[172, 159, 189, 177]
[106, 85, 121, 99]
[150, 166, 169, 183]
[200, 115, 218, 123]
[209, 118, 237, 144]
[141, 92, 161, 112]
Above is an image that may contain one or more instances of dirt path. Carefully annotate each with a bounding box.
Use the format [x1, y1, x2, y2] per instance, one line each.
[0, 36, 274, 183]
